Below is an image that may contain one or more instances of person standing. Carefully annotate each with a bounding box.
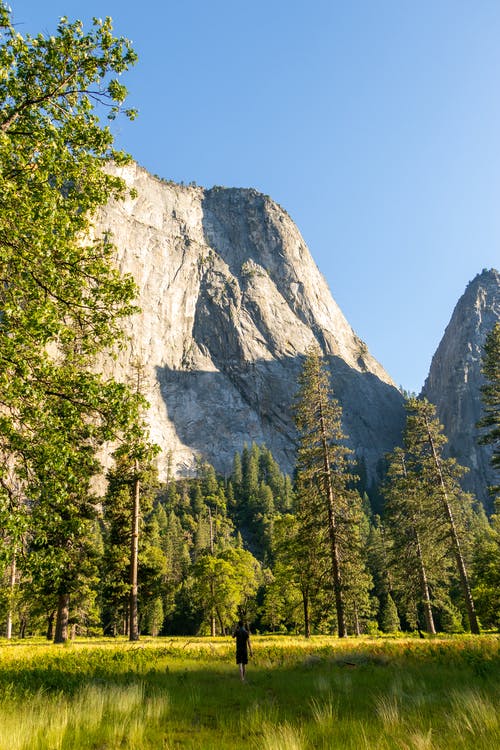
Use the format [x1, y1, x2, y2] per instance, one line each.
[232, 620, 252, 681]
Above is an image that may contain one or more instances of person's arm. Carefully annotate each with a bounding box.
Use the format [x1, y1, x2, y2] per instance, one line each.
[248, 636, 253, 657]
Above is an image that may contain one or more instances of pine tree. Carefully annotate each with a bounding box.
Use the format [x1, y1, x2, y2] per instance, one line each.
[478, 321, 500, 496]
[100, 477, 132, 636]
[367, 517, 400, 631]
[341, 500, 376, 635]
[379, 592, 400, 633]
[472, 499, 500, 628]
[384, 446, 444, 633]
[389, 398, 480, 634]
[161, 508, 190, 619]
[101, 448, 158, 640]
[293, 347, 366, 637]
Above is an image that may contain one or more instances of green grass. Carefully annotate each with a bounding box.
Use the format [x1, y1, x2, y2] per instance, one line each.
[0, 635, 498, 749]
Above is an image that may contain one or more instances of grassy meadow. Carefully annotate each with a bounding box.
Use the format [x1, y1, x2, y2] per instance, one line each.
[0, 634, 498, 749]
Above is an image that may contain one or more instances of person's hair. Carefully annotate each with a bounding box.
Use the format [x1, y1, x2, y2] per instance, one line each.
[238, 620, 243, 627]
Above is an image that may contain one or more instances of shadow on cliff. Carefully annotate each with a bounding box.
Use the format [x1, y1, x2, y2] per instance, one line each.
[155, 353, 406, 487]
[155, 187, 406, 490]
[200, 186, 283, 277]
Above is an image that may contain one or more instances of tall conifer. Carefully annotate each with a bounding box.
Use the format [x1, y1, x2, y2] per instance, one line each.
[293, 347, 368, 637]
[387, 398, 480, 634]
[478, 321, 500, 495]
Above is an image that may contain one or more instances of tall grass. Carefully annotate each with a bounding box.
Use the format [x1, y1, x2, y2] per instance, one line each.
[0, 634, 498, 749]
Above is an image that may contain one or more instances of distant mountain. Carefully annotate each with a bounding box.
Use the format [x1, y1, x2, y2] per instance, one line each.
[95, 163, 405, 485]
[421, 268, 500, 511]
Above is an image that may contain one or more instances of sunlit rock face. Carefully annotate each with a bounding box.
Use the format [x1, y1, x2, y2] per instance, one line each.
[95, 162, 405, 483]
[422, 269, 500, 511]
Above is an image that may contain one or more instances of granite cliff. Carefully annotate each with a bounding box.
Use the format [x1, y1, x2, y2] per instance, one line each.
[95, 163, 405, 483]
[422, 268, 500, 511]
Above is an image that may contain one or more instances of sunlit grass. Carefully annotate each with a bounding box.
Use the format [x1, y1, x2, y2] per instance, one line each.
[0, 681, 171, 750]
[0, 634, 498, 749]
[309, 692, 337, 727]
[450, 688, 499, 736]
[257, 721, 305, 750]
[375, 694, 401, 729]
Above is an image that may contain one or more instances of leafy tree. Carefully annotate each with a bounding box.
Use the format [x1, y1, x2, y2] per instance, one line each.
[221, 547, 261, 624]
[0, 6, 145, 641]
[0, 6, 138, 392]
[0, 461, 29, 638]
[271, 512, 326, 636]
[191, 547, 260, 635]
[136, 514, 167, 635]
[25, 397, 105, 642]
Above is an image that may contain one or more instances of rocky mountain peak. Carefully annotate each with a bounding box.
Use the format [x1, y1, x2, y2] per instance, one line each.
[95, 162, 405, 483]
[421, 268, 499, 509]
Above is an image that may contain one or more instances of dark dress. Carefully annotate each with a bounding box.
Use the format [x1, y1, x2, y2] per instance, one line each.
[234, 626, 250, 664]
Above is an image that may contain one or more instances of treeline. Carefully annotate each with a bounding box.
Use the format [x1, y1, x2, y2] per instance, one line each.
[1, 327, 500, 640]
[1, 406, 498, 639]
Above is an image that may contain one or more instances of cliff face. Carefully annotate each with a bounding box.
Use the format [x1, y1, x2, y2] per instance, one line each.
[421, 268, 500, 510]
[95, 163, 405, 481]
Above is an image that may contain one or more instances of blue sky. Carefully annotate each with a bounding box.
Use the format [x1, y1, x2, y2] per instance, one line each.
[11, 1, 500, 393]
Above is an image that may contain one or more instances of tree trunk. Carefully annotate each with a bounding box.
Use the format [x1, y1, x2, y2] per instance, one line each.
[6, 552, 16, 639]
[302, 589, 311, 638]
[215, 606, 224, 635]
[401, 455, 436, 635]
[425, 418, 480, 634]
[46, 610, 56, 641]
[415, 525, 436, 634]
[129, 460, 140, 642]
[208, 508, 217, 637]
[353, 601, 361, 636]
[54, 593, 70, 643]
